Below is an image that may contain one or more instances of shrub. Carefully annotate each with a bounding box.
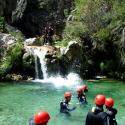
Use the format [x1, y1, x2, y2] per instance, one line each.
[0, 41, 23, 77]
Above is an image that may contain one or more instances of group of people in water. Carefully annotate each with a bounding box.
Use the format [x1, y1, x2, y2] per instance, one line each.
[29, 84, 117, 125]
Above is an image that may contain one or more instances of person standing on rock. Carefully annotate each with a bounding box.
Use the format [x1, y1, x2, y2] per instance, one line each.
[43, 23, 54, 45]
[43, 26, 48, 45]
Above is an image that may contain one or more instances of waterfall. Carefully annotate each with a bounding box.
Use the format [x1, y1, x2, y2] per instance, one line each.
[33, 49, 48, 79]
[25, 45, 82, 87]
[34, 56, 39, 79]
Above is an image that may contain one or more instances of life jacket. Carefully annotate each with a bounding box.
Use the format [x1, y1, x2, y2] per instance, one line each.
[106, 108, 117, 125]
[60, 100, 76, 114]
[60, 100, 69, 113]
[77, 93, 87, 104]
[85, 106, 107, 125]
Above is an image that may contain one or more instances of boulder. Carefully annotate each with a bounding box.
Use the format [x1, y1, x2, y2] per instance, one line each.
[64, 41, 82, 61]
[0, 33, 17, 48]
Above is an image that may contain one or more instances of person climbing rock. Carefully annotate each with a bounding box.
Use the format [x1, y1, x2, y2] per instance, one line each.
[85, 94, 107, 125]
[105, 98, 117, 125]
[60, 92, 76, 115]
[29, 111, 50, 125]
[43, 23, 54, 45]
[77, 86, 87, 104]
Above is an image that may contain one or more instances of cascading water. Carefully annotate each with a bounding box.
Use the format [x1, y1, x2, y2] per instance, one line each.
[25, 45, 82, 87]
[33, 49, 48, 79]
[34, 55, 39, 79]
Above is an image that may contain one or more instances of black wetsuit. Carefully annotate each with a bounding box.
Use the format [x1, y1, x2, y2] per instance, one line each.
[106, 108, 117, 125]
[85, 106, 108, 125]
[29, 117, 35, 125]
[60, 100, 76, 114]
[47, 27, 54, 45]
[77, 93, 87, 104]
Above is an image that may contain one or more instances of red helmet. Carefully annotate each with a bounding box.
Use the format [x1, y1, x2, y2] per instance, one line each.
[95, 94, 106, 106]
[64, 92, 72, 98]
[105, 98, 114, 108]
[77, 87, 83, 93]
[34, 111, 50, 124]
[81, 85, 88, 91]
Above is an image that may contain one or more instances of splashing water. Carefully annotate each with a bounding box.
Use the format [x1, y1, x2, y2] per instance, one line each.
[26, 46, 82, 88]
[33, 72, 82, 88]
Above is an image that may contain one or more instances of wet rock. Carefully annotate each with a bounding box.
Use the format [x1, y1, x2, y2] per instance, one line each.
[24, 38, 37, 46]
[23, 52, 31, 59]
[0, 33, 17, 48]
[5, 74, 23, 81]
[65, 40, 82, 61]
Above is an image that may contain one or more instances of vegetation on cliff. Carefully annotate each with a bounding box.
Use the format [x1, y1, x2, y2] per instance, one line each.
[63, 0, 125, 80]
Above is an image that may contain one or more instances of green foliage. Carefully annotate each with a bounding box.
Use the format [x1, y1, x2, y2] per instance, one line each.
[9, 31, 24, 42]
[55, 39, 69, 47]
[0, 41, 23, 77]
[0, 16, 5, 32]
[62, 0, 125, 79]
[64, 21, 87, 39]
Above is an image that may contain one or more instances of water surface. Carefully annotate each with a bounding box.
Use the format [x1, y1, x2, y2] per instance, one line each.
[0, 79, 125, 125]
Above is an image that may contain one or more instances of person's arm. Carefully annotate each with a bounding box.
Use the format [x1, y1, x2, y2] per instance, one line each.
[29, 117, 35, 125]
[65, 103, 76, 112]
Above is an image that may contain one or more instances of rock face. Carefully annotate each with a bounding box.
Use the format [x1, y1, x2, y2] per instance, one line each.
[0, 0, 27, 23]
[0, 0, 74, 36]
[19, 0, 74, 36]
[0, 33, 17, 50]
[24, 45, 59, 77]
[61, 41, 83, 74]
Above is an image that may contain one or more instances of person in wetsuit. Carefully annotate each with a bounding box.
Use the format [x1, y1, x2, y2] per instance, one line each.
[43, 26, 48, 44]
[105, 98, 117, 125]
[29, 111, 50, 125]
[85, 94, 108, 125]
[47, 25, 54, 45]
[43, 23, 54, 45]
[77, 86, 87, 104]
[60, 92, 76, 115]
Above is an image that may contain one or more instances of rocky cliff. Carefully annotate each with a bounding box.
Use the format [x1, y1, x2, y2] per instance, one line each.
[0, 0, 74, 36]
[0, 0, 27, 23]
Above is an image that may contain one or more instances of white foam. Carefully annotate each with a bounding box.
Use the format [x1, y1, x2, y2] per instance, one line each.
[33, 72, 82, 88]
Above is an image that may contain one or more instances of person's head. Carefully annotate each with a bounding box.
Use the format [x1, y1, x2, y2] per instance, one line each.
[34, 111, 50, 125]
[105, 97, 114, 109]
[64, 92, 72, 102]
[95, 94, 106, 107]
[81, 84, 88, 92]
[76, 87, 83, 95]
